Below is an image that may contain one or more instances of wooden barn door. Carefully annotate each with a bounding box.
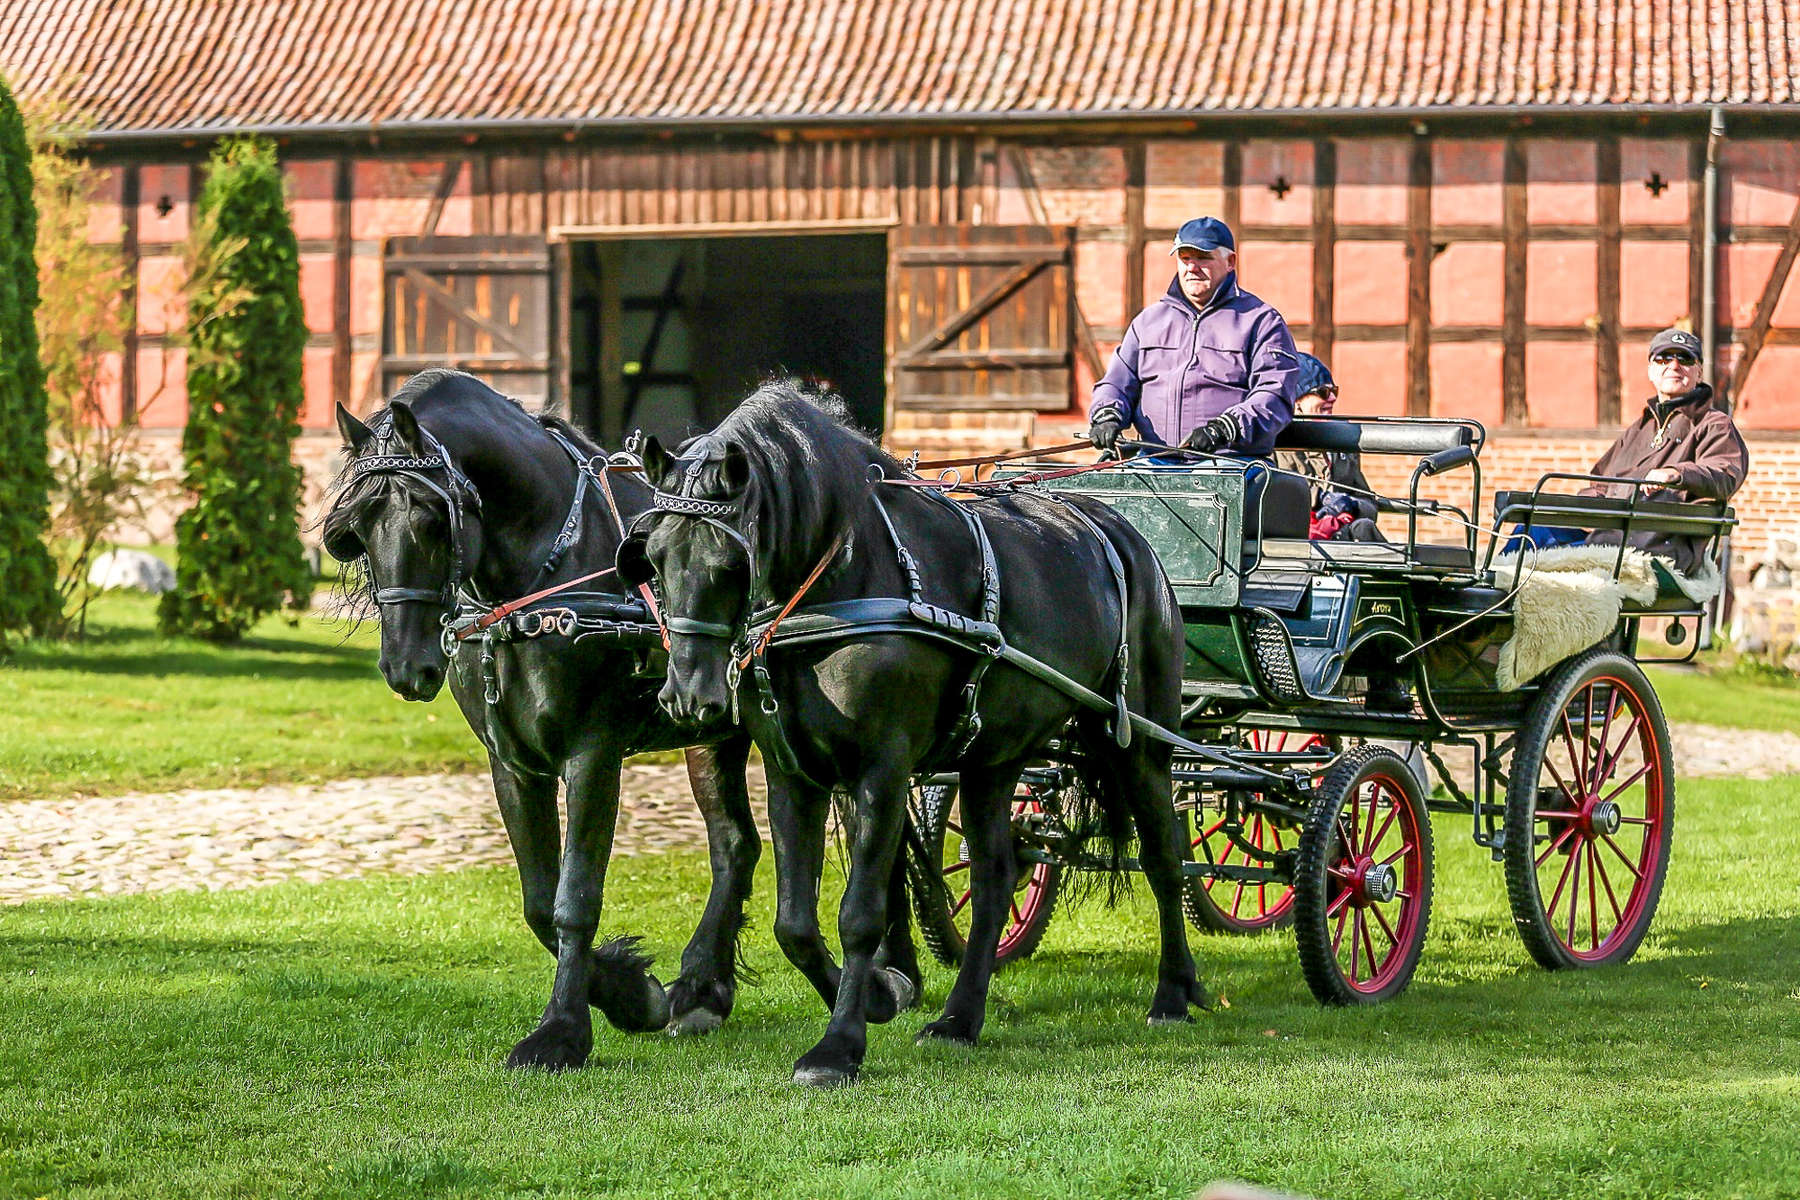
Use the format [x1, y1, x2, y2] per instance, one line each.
[381, 235, 556, 410]
[887, 225, 1075, 423]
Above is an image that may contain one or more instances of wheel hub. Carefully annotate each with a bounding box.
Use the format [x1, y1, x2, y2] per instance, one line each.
[1360, 861, 1399, 904]
[1587, 798, 1622, 837]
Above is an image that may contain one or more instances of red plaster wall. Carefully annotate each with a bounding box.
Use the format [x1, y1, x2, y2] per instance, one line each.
[1526, 140, 1597, 224]
[1526, 241, 1598, 325]
[1620, 241, 1691, 328]
[1430, 342, 1503, 427]
[1143, 141, 1225, 229]
[1430, 241, 1503, 327]
[1619, 138, 1690, 226]
[1240, 240, 1311, 324]
[1239, 140, 1313, 227]
[1335, 139, 1410, 225]
[1432, 140, 1503, 226]
[1525, 343, 1598, 427]
[1334, 241, 1408, 326]
[1331, 343, 1408, 415]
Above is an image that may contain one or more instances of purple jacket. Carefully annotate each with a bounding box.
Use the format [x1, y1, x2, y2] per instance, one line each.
[1090, 274, 1299, 456]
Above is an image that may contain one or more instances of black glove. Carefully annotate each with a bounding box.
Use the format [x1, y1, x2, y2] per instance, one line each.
[1088, 415, 1125, 451]
[1182, 413, 1239, 454]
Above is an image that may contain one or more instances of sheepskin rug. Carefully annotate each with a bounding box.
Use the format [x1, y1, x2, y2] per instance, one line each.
[1490, 544, 1720, 690]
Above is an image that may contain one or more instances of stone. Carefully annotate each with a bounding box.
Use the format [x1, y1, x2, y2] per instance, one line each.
[86, 549, 176, 594]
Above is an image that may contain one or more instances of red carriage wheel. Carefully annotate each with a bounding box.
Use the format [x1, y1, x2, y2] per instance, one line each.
[909, 782, 1062, 969]
[1292, 745, 1434, 1005]
[1183, 730, 1325, 935]
[1503, 649, 1673, 970]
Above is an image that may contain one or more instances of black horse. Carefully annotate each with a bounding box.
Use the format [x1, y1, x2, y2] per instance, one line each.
[627, 383, 1207, 1086]
[321, 369, 770, 1071]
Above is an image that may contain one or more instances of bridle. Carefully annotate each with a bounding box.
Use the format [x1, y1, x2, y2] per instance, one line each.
[637, 457, 761, 644]
[346, 426, 485, 612]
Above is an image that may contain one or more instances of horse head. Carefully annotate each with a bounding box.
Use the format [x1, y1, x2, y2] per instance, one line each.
[322, 396, 485, 701]
[631, 432, 754, 727]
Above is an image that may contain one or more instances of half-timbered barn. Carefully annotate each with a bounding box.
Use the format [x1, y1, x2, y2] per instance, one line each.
[4, 0, 1799, 559]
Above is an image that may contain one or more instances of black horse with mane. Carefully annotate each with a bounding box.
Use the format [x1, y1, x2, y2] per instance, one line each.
[626, 382, 1208, 1086]
[321, 369, 783, 1071]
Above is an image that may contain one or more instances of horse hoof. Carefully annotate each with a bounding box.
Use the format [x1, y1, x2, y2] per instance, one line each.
[882, 967, 919, 1014]
[791, 1063, 859, 1088]
[914, 1020, 978, 1048]
[505, 1029, 591, 1072]
[665, 1007, 726, 1037]
[639, 975, 673, 1031]
[1147, 1012, 1195, 1027]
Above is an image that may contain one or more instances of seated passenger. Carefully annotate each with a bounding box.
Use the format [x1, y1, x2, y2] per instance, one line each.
[1275, 353, 1390, 542]
[1514, 327, 1748, 576]
[1087, 216, 1298, 459]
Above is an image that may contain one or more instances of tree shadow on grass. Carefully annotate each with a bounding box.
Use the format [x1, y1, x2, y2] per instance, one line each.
[5, 626, 379, 682]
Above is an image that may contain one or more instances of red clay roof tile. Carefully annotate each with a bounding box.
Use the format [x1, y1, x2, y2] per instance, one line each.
[1, 0, 1794, 137]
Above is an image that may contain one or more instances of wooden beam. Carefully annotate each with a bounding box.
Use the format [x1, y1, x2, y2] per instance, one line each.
[120, 164, 139, 423]
[333, 156, 352, 410]
[1222, 141, 1241, 232]
[1596, 136, 1622, 425]
[1726, 191, 1800, 404]
[1502, 138, 1528, 426]
[422, 159, 462, 237]
[1311, 138, 1336, 365]
[1124, 141, 1146, 323]
[1003, 150, 1101, 377]
[401, 268, 536, 356]
[1406, 136, 1431, 417]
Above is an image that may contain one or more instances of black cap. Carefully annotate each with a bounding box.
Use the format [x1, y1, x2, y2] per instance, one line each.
[1648, 327, 1703, 361]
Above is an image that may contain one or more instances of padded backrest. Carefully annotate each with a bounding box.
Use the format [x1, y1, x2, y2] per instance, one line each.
[1492, 490, 1733, 538]
[1275, 416, 1477, 457]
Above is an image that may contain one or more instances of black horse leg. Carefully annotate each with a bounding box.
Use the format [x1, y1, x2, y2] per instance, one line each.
[916, 765, 1024, 1047]
[490, 762, 563, 960]
[667, 732, 762, 1035]
[507, 741, 667, 1070]
[792, 764, 912, 1087]
[765, 768, 841, 1012]
[1100, 742, 1208, 1023]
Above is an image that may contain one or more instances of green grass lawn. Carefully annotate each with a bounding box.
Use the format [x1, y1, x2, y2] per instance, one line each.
[3, 772, 1796, 1199]
[0, 591, 476, 800]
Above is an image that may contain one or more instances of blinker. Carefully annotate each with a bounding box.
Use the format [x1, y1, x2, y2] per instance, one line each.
[616, 531, 656, 587]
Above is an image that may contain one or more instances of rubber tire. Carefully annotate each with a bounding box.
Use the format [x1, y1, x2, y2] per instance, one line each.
[1292, 745, 1434, 1006]
[1502, 648, 1674, 971]
[908, 782, 1061, 969]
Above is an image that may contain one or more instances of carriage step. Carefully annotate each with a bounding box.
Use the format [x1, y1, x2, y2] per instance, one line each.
[1246, 609, 1309, 704]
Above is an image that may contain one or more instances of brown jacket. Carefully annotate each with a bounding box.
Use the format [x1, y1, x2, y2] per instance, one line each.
[1580, 384, 1748, 574]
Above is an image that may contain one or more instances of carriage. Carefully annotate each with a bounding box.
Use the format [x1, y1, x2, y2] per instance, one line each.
[909, 414, 1736, 1006]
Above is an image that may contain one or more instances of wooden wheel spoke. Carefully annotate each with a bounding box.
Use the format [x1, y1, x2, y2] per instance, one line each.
[1601, 832, 1645, 880]
[1370, 901, 1400, 950]
[1348, 909, 1363, 978]
[1600, 762, 1654, 806]
[1328, 888, 1353, 920]
[1593, 840, 1625, 922]
[1359, 908, 1380, 977]
[1332, 903, 1350, 950]
[1230, 881, 1247, 917]
[1365, 802, 1399, 857]
[1587, 689, 1624, 790]
[1010, 898, 1024, 925]
[1564, 844, 1583, 946]
[1379, 841, 1416, 867]
[1534, 823, 1578, 868]
[1586, 841, 1601, 949]
[943, 860, 970, 877]
[1542, 755, 1583, 808]
[1544, 833, 1581, 919]
[1592, 713, 1643, 792]
[950, 890, 972, 918]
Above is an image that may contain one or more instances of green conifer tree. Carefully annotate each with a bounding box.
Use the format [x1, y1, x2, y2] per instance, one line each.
[0, 76, 63, 645]
[158, 137, 311, 641]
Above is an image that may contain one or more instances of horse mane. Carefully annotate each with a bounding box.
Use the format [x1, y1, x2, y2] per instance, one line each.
[696, 379, 905, 592]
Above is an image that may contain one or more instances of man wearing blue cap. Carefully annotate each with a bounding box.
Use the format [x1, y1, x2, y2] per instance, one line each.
[1088, 216, 1299, 457]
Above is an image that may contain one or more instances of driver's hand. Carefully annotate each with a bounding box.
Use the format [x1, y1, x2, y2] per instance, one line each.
[1088, 416, 1125, 452]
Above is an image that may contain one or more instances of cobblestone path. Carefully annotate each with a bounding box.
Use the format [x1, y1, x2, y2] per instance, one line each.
[2, 723, 1793, 904]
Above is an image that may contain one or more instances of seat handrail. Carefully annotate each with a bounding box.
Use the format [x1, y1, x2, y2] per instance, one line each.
[1481, 471, 1738, 581]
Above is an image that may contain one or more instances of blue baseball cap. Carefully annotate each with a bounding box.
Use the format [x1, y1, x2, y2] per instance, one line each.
[1293, 352, 1336, 398]
[1170, 216, 1235, 255]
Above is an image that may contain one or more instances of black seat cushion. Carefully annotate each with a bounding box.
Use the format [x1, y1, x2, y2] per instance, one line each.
[1245, 469, 1312, 540]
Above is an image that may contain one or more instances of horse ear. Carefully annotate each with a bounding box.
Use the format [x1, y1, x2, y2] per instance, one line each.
[336, 403, 375, 452]
[721, 443, 750, 494]
[388, 400, 422, 452]
[640, 435, 673, 486]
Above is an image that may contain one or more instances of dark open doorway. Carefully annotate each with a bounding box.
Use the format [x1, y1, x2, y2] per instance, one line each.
[565, 232, 887, 446]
